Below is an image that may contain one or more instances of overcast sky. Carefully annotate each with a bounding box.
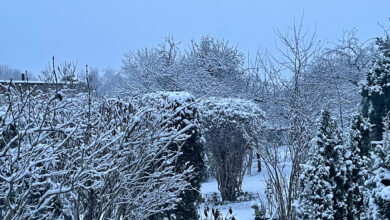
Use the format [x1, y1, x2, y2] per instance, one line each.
[0, 0, 389, 76]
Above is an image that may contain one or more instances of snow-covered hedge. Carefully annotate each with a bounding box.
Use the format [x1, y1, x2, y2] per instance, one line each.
[0, 87, 197, 220]
[138, 91, 199, 130]
[135, 91, 206, 220]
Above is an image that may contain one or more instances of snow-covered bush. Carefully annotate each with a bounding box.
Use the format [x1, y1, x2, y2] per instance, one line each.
[200, 97, 265, 201]
[0, 85, 197, 219]
[66, 95, 195, 220]
[0, 85, 85, 219]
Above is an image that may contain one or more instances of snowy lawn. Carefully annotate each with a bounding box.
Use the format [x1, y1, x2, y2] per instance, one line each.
[199, 161, 268, 219]
[199, 151, 292, 219]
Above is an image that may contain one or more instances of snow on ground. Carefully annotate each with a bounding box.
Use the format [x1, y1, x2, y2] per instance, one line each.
[199, 161, 268, 219]
[199, 149, 292, 219]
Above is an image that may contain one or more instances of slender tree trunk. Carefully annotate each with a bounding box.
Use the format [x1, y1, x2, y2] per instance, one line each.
[247, 149, 253, 175]
[257, 153, 261, 172]
[85, 189, 96, 220]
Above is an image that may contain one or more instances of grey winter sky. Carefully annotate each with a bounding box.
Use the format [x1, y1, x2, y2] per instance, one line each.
[0, 0, 389, 76]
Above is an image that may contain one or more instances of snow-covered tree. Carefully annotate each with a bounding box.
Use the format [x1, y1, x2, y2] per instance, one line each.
[120, 37, 183, 95]
[361, 33, 390, 141]
[296, 152, 335, 219]
[308, 29, 374, 128]
[344, 114, 371, 219]
[182, 36, 247, 98]
[200, 97, 265, 201]
[241, 21, 374, 220]
[252, 19, 322, 220]
[120, 36, 248, 98]
[296, 110, 349, 220]
[365, 118, 390, 219]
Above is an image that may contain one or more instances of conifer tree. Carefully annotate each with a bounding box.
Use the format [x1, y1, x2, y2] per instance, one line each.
[296, 111, 348, 220]
[361, 33, 390, 141]
[366, 118, 390, 219]
[345, 114, 371, 219]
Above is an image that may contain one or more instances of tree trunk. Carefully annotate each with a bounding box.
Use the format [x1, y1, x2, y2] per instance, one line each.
[257, 153, 261, 173]
[247, 149, 253, 175]
[85, 189, 96, 220]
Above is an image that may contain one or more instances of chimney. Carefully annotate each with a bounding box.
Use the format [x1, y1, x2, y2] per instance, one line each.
[21, 73, 25, 81]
